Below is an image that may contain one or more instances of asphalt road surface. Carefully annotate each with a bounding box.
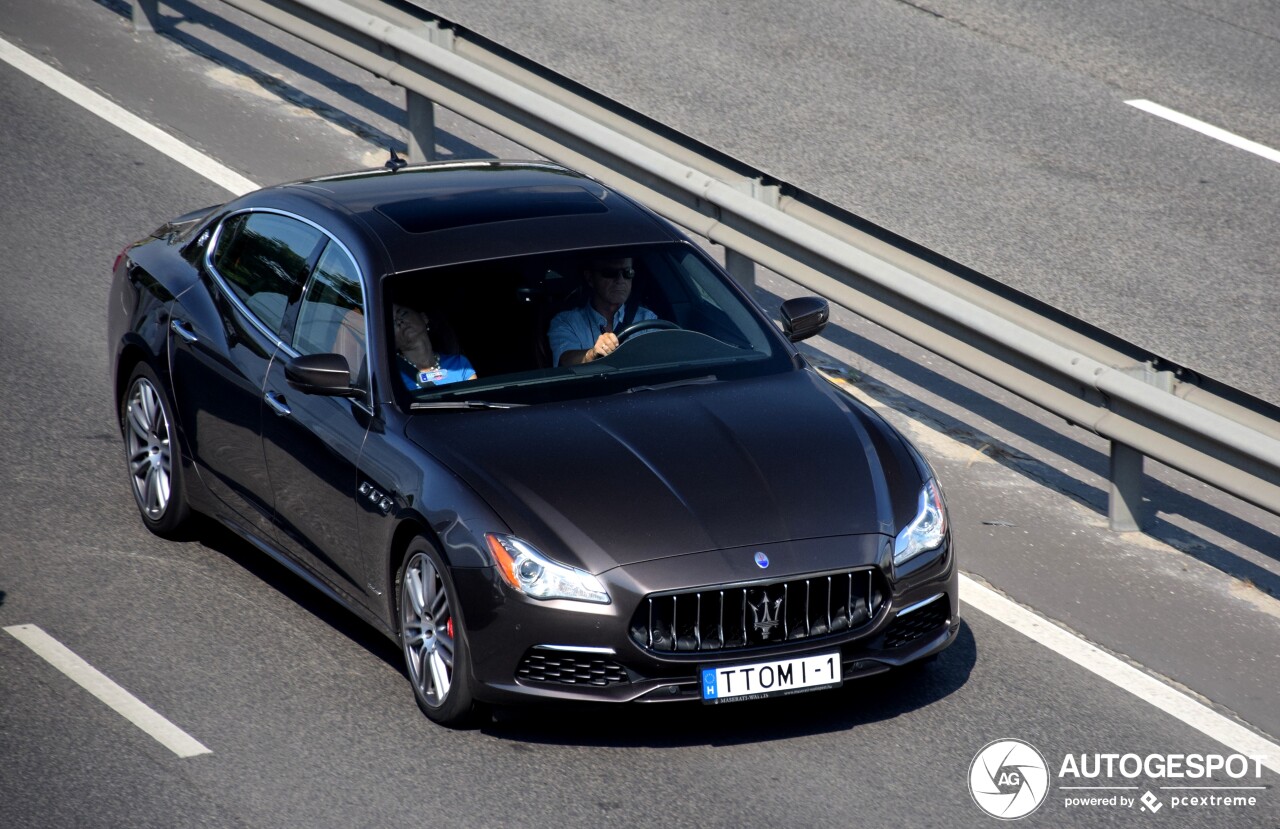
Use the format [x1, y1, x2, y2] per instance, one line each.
[0, 2, 1277, 827]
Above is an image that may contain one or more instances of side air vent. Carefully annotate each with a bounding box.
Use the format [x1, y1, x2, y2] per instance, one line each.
[517, 647, 630, 686]
[883, 594, 949, 648]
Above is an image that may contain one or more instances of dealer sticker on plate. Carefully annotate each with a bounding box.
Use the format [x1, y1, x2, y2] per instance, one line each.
[701, 651, 842, 703]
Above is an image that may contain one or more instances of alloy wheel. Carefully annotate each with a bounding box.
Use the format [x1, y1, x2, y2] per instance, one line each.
[125, 377, 173, 520]
[401, 552, 455, 707]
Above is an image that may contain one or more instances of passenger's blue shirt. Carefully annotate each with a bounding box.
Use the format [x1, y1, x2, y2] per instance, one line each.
[398, 353, 476, 390]
[548, 303, 657, 366]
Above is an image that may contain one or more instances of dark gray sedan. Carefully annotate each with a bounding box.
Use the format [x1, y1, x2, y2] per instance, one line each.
[108, 160, 958, 726]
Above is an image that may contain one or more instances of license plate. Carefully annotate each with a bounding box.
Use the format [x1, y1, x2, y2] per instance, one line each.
[700, 651, 842, 703]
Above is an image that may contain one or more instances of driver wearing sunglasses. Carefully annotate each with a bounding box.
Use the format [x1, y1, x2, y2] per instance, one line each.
[549, 255, 658, 366]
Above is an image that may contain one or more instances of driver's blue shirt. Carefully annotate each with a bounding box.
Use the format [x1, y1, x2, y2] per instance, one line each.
[548, 303, 656, 366]
[398, 353, 476, 390]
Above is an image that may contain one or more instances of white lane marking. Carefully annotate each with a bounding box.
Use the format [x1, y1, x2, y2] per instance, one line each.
[0, 35, 258, 194]
[960, 576, 1278, 775]
[3, 21, 1275, 772]
[5, 624, 211, 758]
[1126, 99, 1280, 165]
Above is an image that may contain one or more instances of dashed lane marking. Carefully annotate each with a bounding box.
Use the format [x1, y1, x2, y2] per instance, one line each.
[0, 35, 257, 194]
[1127, 99, 1280, 165]
[5, 624, 211, 758]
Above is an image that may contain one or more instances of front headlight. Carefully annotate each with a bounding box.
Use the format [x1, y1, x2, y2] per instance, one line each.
[485, 534, 611, 604]
[893, 479, 948, 567]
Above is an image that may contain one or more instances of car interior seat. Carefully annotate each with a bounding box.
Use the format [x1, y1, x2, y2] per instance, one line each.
[531, 266, 586, 368]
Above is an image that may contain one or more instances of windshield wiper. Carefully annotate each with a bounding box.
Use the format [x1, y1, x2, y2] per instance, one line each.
[410, 400, 528, 410]
[623, 375, 718, 394]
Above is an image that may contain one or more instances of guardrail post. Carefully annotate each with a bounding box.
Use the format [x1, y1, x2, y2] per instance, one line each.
[725, 180, 780, 291]
[404, 22, 456, 163]
[1108, 442, 1144, 532]
[406, 92, 436, 162]
[132, 0, 159, 33]
[1108, 365, 1176, 531]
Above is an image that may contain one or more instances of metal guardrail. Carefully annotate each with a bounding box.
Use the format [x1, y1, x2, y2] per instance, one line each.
[135, 0, 1280, 531]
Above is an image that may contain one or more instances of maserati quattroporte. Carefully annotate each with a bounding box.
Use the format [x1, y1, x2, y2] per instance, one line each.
[109, 160, 958, 726]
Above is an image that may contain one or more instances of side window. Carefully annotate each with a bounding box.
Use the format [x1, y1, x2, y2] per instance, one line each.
[212, 212, 324, 336]
[292, 242, 368, 394]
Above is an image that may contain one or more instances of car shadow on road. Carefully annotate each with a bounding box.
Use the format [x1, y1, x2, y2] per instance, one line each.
[481, 622, 977, 748]
[191, 515, 404, 670]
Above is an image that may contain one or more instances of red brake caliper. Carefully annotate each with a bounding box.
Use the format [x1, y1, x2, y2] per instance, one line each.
[446, 617, 454, 638]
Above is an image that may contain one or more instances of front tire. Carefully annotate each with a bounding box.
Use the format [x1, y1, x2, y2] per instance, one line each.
[398, 540, 482, 727]
[121, 363, 191, 537]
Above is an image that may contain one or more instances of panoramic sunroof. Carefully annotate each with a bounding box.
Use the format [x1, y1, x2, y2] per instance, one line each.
[375, 184, 609, 234]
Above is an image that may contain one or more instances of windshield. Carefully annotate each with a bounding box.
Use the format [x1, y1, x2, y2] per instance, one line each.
[385, 242, 794, 408]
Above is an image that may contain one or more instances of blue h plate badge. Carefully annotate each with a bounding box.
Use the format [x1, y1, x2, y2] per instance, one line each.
[702, 668, 718, 699]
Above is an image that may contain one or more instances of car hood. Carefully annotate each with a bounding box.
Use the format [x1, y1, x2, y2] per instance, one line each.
[405, 370, 921, 574]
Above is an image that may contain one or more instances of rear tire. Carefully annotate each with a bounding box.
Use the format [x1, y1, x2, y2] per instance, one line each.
[397, 539, 484, 728]
[120, 363, 191, 538]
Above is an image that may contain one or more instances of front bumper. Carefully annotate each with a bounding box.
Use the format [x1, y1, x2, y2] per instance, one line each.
[451, 533, 958, 705]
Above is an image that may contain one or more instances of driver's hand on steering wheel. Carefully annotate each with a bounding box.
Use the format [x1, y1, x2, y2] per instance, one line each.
[586, 331, 619, 362]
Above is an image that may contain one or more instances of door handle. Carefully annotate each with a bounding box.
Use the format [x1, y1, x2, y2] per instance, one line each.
[265, 391, 291, 417]
[170, 318, 199, 343]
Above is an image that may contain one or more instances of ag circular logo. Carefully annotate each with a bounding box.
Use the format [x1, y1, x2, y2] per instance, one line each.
[969, 739, 1050, 820]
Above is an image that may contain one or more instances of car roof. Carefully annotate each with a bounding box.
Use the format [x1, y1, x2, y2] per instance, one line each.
[269, 161, 680, 274]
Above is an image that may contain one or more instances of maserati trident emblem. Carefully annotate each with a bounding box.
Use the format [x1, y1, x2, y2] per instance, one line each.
[754, 551, 769, 569]
[750, 595, 784, 639]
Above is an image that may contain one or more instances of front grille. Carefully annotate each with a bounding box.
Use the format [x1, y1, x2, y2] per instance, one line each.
[517, 648, 631, 686]
[630, 568, 884, 654]
[883, 595, 949, 648]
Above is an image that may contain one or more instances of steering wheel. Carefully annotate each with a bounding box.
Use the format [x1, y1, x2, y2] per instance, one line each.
[616, 319, 680, 343]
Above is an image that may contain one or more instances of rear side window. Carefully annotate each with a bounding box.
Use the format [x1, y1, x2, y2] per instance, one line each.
[212, 212, 325, 336]
[293, 242, 368, 395]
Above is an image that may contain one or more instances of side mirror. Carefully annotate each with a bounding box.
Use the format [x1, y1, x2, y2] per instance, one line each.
[780, 296, 829, 342]
[285, 353, 364, 398]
